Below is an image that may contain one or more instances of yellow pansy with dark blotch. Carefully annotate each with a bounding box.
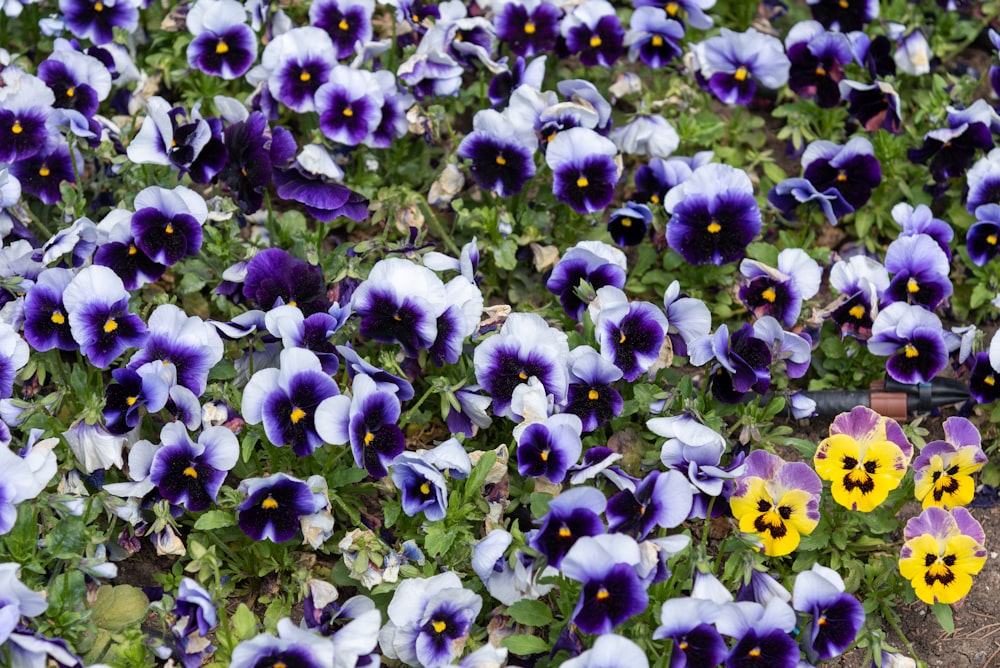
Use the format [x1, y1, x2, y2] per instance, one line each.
[898, 506, 987, 605]
[913, 416, 987, 510]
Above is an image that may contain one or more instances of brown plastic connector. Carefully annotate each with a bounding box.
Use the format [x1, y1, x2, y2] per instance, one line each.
[869, 392, 909, 421]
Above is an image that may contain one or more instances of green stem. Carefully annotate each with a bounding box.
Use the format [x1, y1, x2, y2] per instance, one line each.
[418, 196, 462, 256]
[402, 383, 437, 423]
[882, 601, 920, 665]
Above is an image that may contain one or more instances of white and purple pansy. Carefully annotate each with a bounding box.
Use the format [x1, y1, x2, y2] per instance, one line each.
[62, 265, 148, 369]
[591, 286, 669, 382]
[186, 0, 258, 80]
[148, 421, 239, 512]
[236, 473, 327, 543]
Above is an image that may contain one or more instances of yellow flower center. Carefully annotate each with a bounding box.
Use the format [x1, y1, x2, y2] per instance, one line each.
[619, 331, 626, 344]
[103, 318, 118, 333]
[815, 66, 826, 77]
[39, 166, 50, 177]
[707, 220, 721, 234]
[11, 120, 23, 134]
[836, 170, 848, 182]
[290, 407, 306, 423]
[651, 35, 663, 47]
[904, 344, 919, 358]
[496, 154, 506, 166]
[51, 310, 66, 325]
[128, 244, 138, 256]
[650, 194, 660, 204]
[524, 21, 536, 34]
[126, 396, 137, 407]
[94, 1, 103, 10]
[262, 495, 278, 509]
[364, 431, 374, 445]
[749, 648, 762, 658]
[577, 176, 589, 188]
[165, 223, 174, 234]
[620, 218, 631, 227]
[733, 67, 748, 82]
[987, 234, 997, 245]
[665, 2, 678, 15]
[540, 450, 549, 462]
[300, 71, 311, 82]
[907, 277, 919, 293]
[848, 304, 865, 319]
[338, 18, 349, 30]
[432, 620, 447, 633]
[595, 587, 610, 601]
[216, 40, 229, 54]
[588, 388, 599, 400]
[420, 482, 431, 495]
[558, 524, 571, 538]
[589, 35, 602, 48]
[762, 288, 777, 303]
[66, 87, 76, 97]
[985, 375, 995, 387]
[183, 466, 198, 478]
[518, 371, 528, 380]
[343, 107, 354, 117]
[839, 0, 848, 7]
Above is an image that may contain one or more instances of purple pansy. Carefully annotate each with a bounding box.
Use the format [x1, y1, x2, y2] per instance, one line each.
[632, 0, 715, 30]
[473, 312, 569, 420]
[662, 280, 712, 358]
[265, 305, 340, 376]
[242, 348, 341, 457]
[607, 202, 652, 247]
[127, 304, 223, 397]
[516, 413, 583, 483]
[563, 346, 623, 432]
[664, 163, 762, 267]
[0, 73, 53, 165]
[967, 204, 1000, 267]
[792, 564, 865, 662]
[219, 112, 296, 214]
[58, 0, 139, 44]
[839, 79, 902, 134]
[625, 7, 683, 69]
[689, 324, 772, 403]
[236, 473, 326, 542]
[546, 240, 627, 322]
[606, 469, 693, 539]
[22, 267, 78, 352]
[591, 286, 668, 382]
[316, 66, 384, 146]
[130, 185, 209, 266]
[868, 302, 956, 385]
[738, 248, 822, 327]
[62, 265, 148, 368]
[242, 247, 328, 315]
[561, 0, 625, 67]
[801, 137, 881, 211]
[768, 177, 854, 225]
[968, 150, 1000, 214]
[546, 127, 620, 215]
[186, 0, 258, 80]
[893, 202, 953, 259]
[261, 26, 338, 113]
[10, 141, 81, 205]
[807, 0, 878, 32]
[785, 20, 852, 108]
[716, 598, 799, 668]
[149, 422, 239, 512]
[494, 0, 561, 58]
[350, 258, 449, 358]
[692, 28, 790, 105]
[559, 534, 649, 634]
[309, 0, 374, 59]
[530, 486, 606, 568]
[272, 144, 370, 222]
[38, 48, 112, 118]
[457, 108, 538, 197]
[102, 365, 170, 435]
[883, 234, 952, 310]
[315, 373, 404, 478]
[653, 598, 727, 668]
[826, 255, 889, 340]
[390, 440, 470, 522]
[380, 571, 482, 668]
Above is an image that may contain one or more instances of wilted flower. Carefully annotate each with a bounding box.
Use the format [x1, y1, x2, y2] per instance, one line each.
[814, 406, 912, 512]
[730, 450, 822, 556]
[898, 506, 986, 605]
[472, 529, 556, 606]
[839, 78, 902, 134]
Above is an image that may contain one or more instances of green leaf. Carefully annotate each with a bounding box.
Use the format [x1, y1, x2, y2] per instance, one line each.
[194, 510, 235, 531]
[506, 600, 554, 627]
[231, 603, 259, 640]
[424, 524, 458, 557]
[502, 634, 550, 656]
[328, 466, 370, 488]
[464, 450, 498, 501]
[91, 585, 151, 631]
[931, 602, 954, 633]
[47, 515, 90, 559]
[208, 360, 237, 381]
[178, 272, 207, 294]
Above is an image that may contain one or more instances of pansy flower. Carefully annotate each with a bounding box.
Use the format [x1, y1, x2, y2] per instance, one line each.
[882, 234, 952, 310]
[390, 440, 470, 522]
[715, 597, 799, 668]
[236, 473, 326, 543]
[607, 202, 652, 247]
[898, 506, 987, 605]
[562, 634, 648, 668]
[494, 0, 561, 58]
[10, 142, 80, 205]
[563, 346, 623, 432]
[0, 321, 28, 402]
[730, 450, 822, 557]
[58, 0, 139, 45]
[591, 286, 668, 382]
[966, 148, 1000, 214]
[662, 280, 712, 358]
[969, 332, 1000, 404]
[242, 348, 341, 457]
[633, 152, 712, 206]
[62, 265, 148, 369]
[738, 248, 822, 327]
[546, 127, 620, 215]
[102, 365, 170, 435]
[560, 0, 625, 67]
[38, 49, 111, 118]
[664, 163, 761, 267]
[606, 469, 693, 539]
[826, 255, 888, 340]
[892, 202, 953, 259]
[22, 267, 77, 352]
[530, 486, 606, 568]
[315, 373, 404, 478]
[814, 406, 912, 512]
[350, 258, 448, 358]
[807, 0, 877, 32]
[219, 112, 296, 215]
[546, 240, 627, 322]
[689, 323, 772, 404]
[272, 144, 369, 222]
[785, 20, 852, 108]
[309, 0, 374, 59]
[625, 8, 683, 69]
[516, 413, 583, 483]
[967, 203, 1000, 267]
[93, 208, 167, 290]
[913, 417, 986, 510]
[316, 66, 384, 146]
[839, 79, 902, 134]
[265, 305, 340, 376]
[149, 422, 239, 512]
[457, 108, 537, 197]
[801, 137, 881, 211]
[691, 28, 790, 105]
[261, 27, 338, 113]
[0, 72, 53, 165]
[473, 529, 556, 606]
[792, 564, 865, 662]
[379, 571, 482, 668]
[130, 185, 209, 267]
[768, 177, 854, 225]
[559, 534, 649, 634]
[473, 312, 569, 420]
[868, 302, 956, 385]
[242, 247, 328, 315]
[186, 0, 257, 80]
[127, 304, 223, 397]
[632, 0, 715, 30]
[653, 598, 727, 668]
